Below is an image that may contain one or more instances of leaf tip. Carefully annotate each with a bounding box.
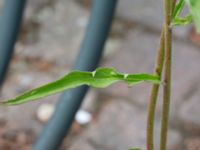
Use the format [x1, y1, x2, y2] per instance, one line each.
[129, 148, 141, 150]
[0, 101, 8, 106]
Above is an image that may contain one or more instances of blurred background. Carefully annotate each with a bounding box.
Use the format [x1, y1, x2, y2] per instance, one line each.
[0, 0, 200, 149]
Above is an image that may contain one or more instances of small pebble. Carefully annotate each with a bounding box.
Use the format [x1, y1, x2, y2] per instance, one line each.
[76, 17, 88, 28]
[36, 104, 55, 123]
[19, 75, 33, 86]
[75, 110, 92, 125]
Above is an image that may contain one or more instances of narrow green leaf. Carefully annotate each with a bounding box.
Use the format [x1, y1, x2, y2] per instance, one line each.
[173, 0, 185, 19]
[185, 0, 200, 32]
[1, 68, 160, 105]
[129, 148, 141, 150]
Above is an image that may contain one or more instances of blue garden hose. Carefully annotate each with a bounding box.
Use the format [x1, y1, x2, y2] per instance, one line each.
[0, 0, 26, 86]
[33, 0, 118, 149]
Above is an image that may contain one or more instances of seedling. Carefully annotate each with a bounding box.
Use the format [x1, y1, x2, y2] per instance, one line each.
[2, 0, 200, 149]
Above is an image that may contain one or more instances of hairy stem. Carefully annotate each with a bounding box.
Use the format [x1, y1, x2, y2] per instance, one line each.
[160, 0, 173, 149]
[147, 27, 165, 150]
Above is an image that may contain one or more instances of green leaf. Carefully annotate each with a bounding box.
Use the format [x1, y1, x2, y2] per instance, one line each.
[173, 0, 185, 19]
[171, 15, 193, 26]
[185, 0, 200, 32]
[129, 148, 141, 150]
[171, 0, 193, 27]
[1, 68, 160, 105]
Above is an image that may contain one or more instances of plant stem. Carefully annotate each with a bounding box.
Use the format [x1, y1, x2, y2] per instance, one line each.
[160, 0, 173, 149]
[147, 1, 176, 149]
[147, 27, 165, 150]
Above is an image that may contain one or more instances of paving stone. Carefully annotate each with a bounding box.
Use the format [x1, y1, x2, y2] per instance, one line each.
[68, 138, 95, 150]
[168, 36, 200, 123]
[178, 93, 200, 133]
[0, 70, 61, 134]
[69, 99, 181, 150]
[116, 0, 191, 39]
[24, 0, 56, 18]
[102, 28, 200, 123]
[0, 0, 3, 11]
[81, 89, 98, 113]
[18, 0, 89, 67]
[184, 137, 200, 150]
[117, 0, 163, 29]
[103, 38, 122, 60]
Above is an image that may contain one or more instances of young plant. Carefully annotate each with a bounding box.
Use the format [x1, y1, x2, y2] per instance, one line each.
[1, 0, 200, 150]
